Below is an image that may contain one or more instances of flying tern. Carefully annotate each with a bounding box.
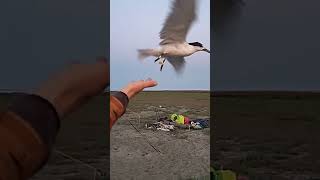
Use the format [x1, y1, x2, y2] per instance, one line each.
[138, 0, 210, 74]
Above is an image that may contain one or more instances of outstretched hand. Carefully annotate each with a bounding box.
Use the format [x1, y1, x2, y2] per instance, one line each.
[120, 78, 158, 99]
[34, 56, 157, 118]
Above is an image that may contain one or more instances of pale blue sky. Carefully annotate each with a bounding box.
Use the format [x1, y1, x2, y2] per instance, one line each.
[110, 0, 210, 91]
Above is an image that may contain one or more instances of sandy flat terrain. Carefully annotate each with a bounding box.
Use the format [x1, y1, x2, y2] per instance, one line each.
[110, 91, 210, 180]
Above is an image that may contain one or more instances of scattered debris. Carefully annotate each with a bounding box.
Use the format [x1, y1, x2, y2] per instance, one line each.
[191, 119, 210, 129]
[145, 121, 175, 131]
[145, 113, 209, 132]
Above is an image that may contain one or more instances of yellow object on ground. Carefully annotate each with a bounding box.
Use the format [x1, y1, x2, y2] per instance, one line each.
[170, 114, 178, 121]
[176, 115, 185, 124]
[170, 114, 186, 124]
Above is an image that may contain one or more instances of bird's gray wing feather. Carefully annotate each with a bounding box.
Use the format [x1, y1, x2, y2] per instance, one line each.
[167, 57, 186, 74]
[159, 0, 197, 45]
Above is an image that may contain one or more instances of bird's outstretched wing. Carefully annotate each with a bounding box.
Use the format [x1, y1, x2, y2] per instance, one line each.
[159, 0, 197, 45]
[167, 57, 186, 74]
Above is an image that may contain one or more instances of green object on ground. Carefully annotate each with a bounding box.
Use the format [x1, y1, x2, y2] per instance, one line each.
[170, 114, 185, 124]
[176, 115, 185, 124]
[170, 114, 178, 121]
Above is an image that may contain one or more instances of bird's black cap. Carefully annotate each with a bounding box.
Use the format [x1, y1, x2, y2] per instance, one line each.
[189, 42, 203, 48]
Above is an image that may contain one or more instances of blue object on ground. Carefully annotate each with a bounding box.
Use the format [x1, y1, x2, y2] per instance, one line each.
[192, 119, 209, 128]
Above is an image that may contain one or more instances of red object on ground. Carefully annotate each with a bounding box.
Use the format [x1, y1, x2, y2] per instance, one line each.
[184, 116, 190, 124]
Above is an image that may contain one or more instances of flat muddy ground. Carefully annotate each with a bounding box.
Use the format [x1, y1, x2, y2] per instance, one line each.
[213, 92, 320, 180]
[110, 91, 210, 180]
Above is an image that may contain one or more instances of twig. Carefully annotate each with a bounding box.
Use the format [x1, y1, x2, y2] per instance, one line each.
[128, 120, 162, 154]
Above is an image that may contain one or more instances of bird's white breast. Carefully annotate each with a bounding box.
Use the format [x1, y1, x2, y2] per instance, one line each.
[160, 43, 196, 57]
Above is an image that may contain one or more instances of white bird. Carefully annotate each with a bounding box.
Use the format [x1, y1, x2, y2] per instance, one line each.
[137, 0, 210, 74]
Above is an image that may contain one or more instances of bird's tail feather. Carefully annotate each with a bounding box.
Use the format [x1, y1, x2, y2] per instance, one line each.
[137, 49, 159, 60]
